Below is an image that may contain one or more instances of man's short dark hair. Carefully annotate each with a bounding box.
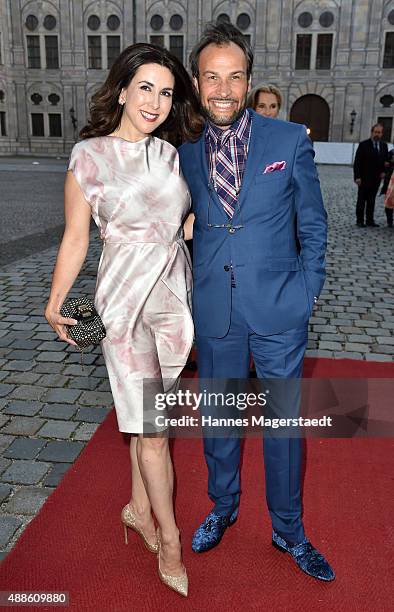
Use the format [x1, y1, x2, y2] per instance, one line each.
[371, 123, 384, 132]
[189, 22, 254, 80]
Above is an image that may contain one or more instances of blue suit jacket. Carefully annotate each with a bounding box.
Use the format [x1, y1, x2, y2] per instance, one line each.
[179, 111, 327, 338]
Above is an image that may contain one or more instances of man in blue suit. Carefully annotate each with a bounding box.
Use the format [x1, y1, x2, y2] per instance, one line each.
[179, 22, 335, 581]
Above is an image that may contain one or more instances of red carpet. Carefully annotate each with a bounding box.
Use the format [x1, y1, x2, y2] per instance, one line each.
[0, 358, 393, 611]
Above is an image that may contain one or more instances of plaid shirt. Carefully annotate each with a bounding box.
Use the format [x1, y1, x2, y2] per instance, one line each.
[205, 109, 252, 216]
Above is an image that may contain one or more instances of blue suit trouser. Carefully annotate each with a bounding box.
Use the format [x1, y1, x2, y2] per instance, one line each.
[196, 285, 308, 545]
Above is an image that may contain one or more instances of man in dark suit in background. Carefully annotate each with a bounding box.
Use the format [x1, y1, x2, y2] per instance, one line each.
[353, 124, 389, 227]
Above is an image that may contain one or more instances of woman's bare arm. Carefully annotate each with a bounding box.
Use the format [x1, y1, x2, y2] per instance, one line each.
[45, 171, 92, 344]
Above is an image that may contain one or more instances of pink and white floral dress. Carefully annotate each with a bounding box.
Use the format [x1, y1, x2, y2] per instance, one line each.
[68, 135, 194, 433]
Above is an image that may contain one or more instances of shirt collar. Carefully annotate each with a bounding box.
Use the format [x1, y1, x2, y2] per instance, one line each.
[206, 108, 251, 146]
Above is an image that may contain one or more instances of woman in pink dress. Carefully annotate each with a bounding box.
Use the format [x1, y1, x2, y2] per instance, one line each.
[45, 44, 202, 597]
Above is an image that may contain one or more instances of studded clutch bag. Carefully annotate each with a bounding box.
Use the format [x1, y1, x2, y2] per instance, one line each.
[60, 297, 106, 350]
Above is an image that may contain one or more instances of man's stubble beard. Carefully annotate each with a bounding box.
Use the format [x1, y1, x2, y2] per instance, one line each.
[201, 93, 249, 127]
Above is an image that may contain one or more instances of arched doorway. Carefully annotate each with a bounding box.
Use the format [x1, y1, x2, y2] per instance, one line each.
[290, 95, 330, 141]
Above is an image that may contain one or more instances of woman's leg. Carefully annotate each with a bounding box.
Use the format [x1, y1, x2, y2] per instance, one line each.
[137, 434, 184, 576]
[134, 283, 190, 575]
[127, 435, 157, 546]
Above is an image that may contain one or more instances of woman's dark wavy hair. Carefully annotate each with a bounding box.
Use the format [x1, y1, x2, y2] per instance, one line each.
[189, 22, 254, 80]
[80, 43, 203, 144]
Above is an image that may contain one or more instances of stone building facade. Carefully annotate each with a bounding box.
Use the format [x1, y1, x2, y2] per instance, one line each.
[0, 0, 393, 156]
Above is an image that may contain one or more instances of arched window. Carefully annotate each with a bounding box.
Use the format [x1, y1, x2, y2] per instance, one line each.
[148, 7, 186, 64]
[86, 8, 122, 70]
[0, 89, 6, 136]
[28, 87, 62, 138]
[383, 7, 394, 68]
[295, 5, 335, 71]
[23, 6, 60, 70]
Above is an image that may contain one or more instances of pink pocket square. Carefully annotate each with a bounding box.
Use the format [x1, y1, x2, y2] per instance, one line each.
[263, 161, 287, 174]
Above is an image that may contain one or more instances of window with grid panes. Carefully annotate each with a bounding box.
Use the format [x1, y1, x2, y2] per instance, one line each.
[107, 36, 120, 68]
[49, 113, 62, 137]
[88, 36, 102, 68]
[295, 34, 312, 69]
[377, 116, 393, 141]
[45, 36, 59, 68]
[316, 33, 332, 69]
[0, 111, 6, 136]
[169, 35, 183, 62]
[150, 35, 165, 47]
[383, 32, 394, 68]
[31, 113, 44, 136]
[27, 35, 41, 68]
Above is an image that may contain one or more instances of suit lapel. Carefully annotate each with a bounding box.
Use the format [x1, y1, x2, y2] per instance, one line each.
[196, 132, 209, 185]
[235, 113, 270, 213]
[195, 131, 228, 221]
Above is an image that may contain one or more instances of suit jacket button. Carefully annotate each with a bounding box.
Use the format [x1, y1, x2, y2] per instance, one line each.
[224, 265, 230, 271]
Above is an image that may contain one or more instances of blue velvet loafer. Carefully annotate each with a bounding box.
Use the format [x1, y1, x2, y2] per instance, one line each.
[272, 531, 335, 581]
[192, 509, 238, 553]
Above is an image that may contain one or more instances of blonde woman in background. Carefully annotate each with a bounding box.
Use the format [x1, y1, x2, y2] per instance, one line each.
[247, 83, 283, 119]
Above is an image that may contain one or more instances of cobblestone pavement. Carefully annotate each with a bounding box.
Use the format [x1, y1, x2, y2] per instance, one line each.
[312, 165, 393, 361]
[0, 163, 393, 561]
[0, 157, 67, 266]
[0, 158, 66, 244]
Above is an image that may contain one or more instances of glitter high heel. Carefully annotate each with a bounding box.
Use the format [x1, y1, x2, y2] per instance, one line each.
[121, 504, 158, 553]
[157, 529, 188, 597]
